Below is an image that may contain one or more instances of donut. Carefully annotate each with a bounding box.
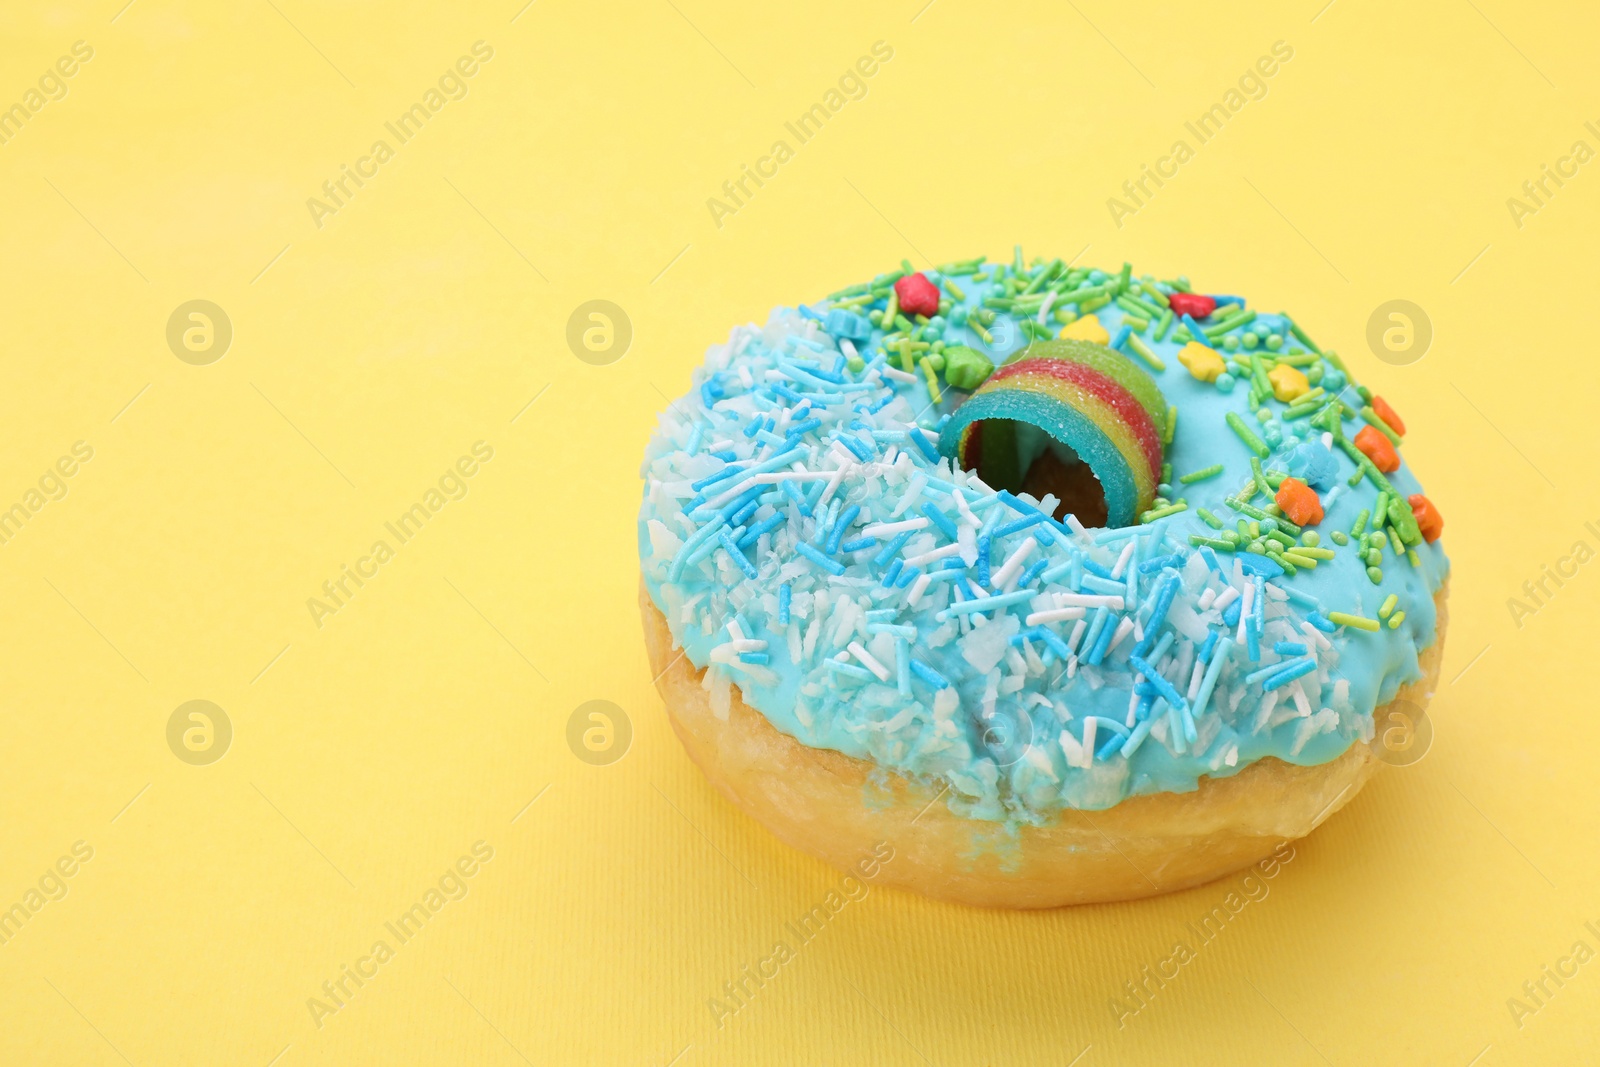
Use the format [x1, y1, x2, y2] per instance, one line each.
[638, 252, 1448, 907]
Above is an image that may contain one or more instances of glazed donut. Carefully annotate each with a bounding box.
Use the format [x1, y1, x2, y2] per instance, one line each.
[638, 253, 1448, 907]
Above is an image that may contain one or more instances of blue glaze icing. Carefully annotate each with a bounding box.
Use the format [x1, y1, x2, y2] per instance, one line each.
[638, 260, 1449, 822]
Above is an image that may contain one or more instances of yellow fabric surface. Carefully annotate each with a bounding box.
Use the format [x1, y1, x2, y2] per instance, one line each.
[0, 2, 1595, 1063]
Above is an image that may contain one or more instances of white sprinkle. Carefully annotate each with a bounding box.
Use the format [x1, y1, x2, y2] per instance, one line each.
[817, 464, 848, 508]
[1024, 607, 1087, 625]
[864, 517, 929, 538]
[1235, 581, 1254, 644]
[1212, 586, 1240, 612]
[1081, 717, 1097, 767]
[1197, 587, 1217, 611]
[1300, 620, 1333, 651]
[881, 366, 917, 383]
[954, 490, 980, 528]
[1110, 541, 1136, 579]
[1065, 514, 1088, 537]
[907, 571, 933, 607]
[1054, 592, 1124, 610]
[1105, 616, 1136, 654]
[847, 641, 892, 682]
[1066, 618, 1088, 654]
[990, 536, 1039, 591]
[1037, 289, 1057, 325]
[840, 339, 859, 363]
[1186, 657, 1207, 702]
[906, 542, 962, 568]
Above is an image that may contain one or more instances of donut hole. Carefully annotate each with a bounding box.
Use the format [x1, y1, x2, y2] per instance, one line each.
[968, 419, 1109, 528]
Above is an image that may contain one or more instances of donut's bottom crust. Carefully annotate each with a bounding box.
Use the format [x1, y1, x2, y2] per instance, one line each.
[642, 578, 1448, 908]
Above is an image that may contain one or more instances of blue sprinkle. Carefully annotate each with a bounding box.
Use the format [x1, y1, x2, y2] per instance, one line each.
[786, 416, 822, 438]
[995, 514, 1044, 540]
[1307, 612, 1337, 633]
[1080, 608, 1109, 660]
[1281, 586, 1320, 610]
[1082, 557, 1114, 580]
[717, 528, 758, 579]
[1080, 574, 1124, 596]
[686, 424, 704, 456]
[1198, 631, 1218, 664]
[1274, 640, 1308, 656]
[729, 498, 760, 527]
[1019, 559, 1049, 587]
[736, 513, 785, 548]
[941, 557, 965, 571]
[895, 637, 911, 695]
[1110, 323, 1132, 351]
[771, 382, 805, 403]
[895, 564, 922, 589]
[1086, 609, 1119, 664]
[825, 659, 874, 682]
[739, 651, 770, 664]
[1144, 571, 1182, 637]
[742, 415, 764, 438]
[1128, 654, 1188, 711]
[839, 536, 878, 553]
[1138, 553, 1180, 574]
[778, 583, 791, 624]
[874, 530, 914, 567]
[691, 465, 743, 492]
[1222, 597, 1243, 627]
[909, 659, 949, 690]
[1262, 658, 1318, 691]
[881, 559, 904, 588]
[907, 427, 940, 463]
[825, 504, 861, 554]
[1198, 545, 1221, 572]
[794, 541, 846, 576]
[1181, 312, 1208, 340]
[975, 536, 992, 587]
[798, 304, 823, 321]
[921, 503, 959, 540]
[1236, 553, 1285, 579]
[1096, 729, 1126, 761]
[838, 434, 874, 461]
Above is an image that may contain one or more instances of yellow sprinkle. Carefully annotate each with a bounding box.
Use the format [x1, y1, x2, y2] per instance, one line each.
[1060, 315, 1110, 344]
[1177, 341, 1226, 383]
[921, 358, 942, 405]
[1268, 363, 1310, 402]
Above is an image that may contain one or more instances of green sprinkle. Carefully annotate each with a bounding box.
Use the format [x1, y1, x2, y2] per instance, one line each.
[1282, 550, 1319, 569]
[939, 276, 967, 301]
[1120, 313, 1151, 333]
[1196, 507, 1223, 529]
[1378, 594, 1398, 619]
[1330, 529, 1348, 545]
[1127, 334, 1166, 372]
[1287, 318, 1321, 355]
[1226, 412, 1270, 457]
[1154, 307, 1175, 341]
[1189, 534, 1235, 551]
[1295, 546, 1335, 559]
[1407, 548, 1421, 568]
[1140, 502, 1188, 523]
[1180, 464, 1224, 484]
[1388, 611, 1406, 628]
[1116, 262, 1132, 293]
[1301, 530, 1320, 547]
[1163, 404, 1177, 445]
[1366, 565, 1384, 584]
[880, 289, 898, 326]
[1360, 406, 1403, 446]
[1328, 611, 1380, 632]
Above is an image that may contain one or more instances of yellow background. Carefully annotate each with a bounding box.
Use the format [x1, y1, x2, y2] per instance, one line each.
[0, 0, 1596, 1063]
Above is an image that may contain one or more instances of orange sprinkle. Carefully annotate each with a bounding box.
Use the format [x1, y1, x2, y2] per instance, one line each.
[1275, 477, 1324, 526]
[1354, 425, 1400, 473]
[1371, 395, 1406, 436]
[1408, 493, 1443, 542]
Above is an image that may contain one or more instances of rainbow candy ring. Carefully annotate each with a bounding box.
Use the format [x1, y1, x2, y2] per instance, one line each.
[938, 340, 1170, 527]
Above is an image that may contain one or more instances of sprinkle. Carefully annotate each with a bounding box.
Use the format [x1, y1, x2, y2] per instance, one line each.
[1327, 611, 1380, 632]
[905, 542, 963, 568]
[1261, 658, 1317, 691]
[847, 641, 892, 682]
[1377, 594, 1398, 619]
[909, 658, 949, 690]
[1388, 610, 1406, 628]
[794, 541, 846, 576]
[778, 583, 791, 623]
[825, 658, 874, 682]
[937, 589, 1037, 620]
[1179, 464, 1224, 484]
[863, 517, 929, 538]
[1225, 412, 1270, 457]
